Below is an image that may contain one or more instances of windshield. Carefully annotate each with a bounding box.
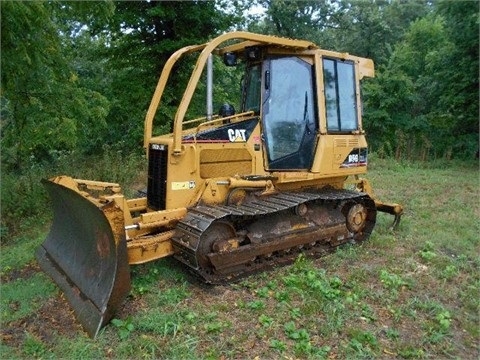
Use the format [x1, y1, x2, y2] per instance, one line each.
[262, 57, 317, 169]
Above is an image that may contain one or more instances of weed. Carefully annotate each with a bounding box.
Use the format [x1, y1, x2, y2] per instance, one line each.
[22, 332, 47, 358]
[379, 269, 408, 292]
[184, 311, 198, 322]
[360, 303, 377, 322]
[111, 317, 135, 340]
[156, 284, 190, 306]
[289, 307, 301, 319]
[387, 304, 403, 322]
[440, 264, 458, 280]
[435, 310, 452, 331]
[258, 314, 274, 327]
[284, 321, 309, 341]
[293, 340, 313, 355]
[384, 327, 400, 340]
[346, 329, 378, 358]
[246, 300, 265, 310]
[397, 345, 425, 359]
[162, 320, 180, 337]
[266, 280, 278, 290]
[274, 290, 290, 303]
[420, 249, 437, 261]
[419, 241, 437, 262]
[255, 286, 270, 298]
[315, 345, 332, 359]
[269, 339, 287, 353]
[283, 273, 302, 288]
[425, 309, 452, 343]
[204, 321, 224, 334]
[344, 290, 360, 304]
[281, 321, 322, 356]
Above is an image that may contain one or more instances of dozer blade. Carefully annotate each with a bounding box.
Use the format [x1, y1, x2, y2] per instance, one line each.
[36, 179, 131, 338]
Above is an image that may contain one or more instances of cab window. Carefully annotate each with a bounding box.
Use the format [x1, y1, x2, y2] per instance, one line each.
[323, 58, 358, 132]
[243, 64, 262, 113]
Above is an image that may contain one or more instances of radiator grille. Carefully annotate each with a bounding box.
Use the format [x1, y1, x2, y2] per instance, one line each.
[147, 144, 168, 210]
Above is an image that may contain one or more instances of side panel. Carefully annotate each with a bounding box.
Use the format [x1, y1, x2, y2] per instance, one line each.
[149, 118, 266, 210]
[310, 135, 368, 176]
[200, 147, 252, 178]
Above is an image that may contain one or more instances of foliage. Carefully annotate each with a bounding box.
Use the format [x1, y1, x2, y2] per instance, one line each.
[0, 1, 112, 171]
[91, 0, 241, 150]
[111, 317, 135, 340]
[250, 0, 339, 40]
[363, 6, 479, 160]
[1, 0, 477, 170]
[0, 149, 146, 242]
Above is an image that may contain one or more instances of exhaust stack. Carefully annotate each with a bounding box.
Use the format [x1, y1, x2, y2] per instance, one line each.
[206, 54, 213, 120]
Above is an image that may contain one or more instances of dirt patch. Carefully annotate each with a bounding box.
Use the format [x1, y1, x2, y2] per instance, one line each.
[1, 262, 40, 283]
[118, 293, 149, 319]
[1, 293, 84, 348]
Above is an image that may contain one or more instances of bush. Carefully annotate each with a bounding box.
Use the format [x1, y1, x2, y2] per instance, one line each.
[1, 148, 146, 243]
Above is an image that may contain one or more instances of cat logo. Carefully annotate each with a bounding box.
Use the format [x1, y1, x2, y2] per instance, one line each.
[227, 129, 247, 142]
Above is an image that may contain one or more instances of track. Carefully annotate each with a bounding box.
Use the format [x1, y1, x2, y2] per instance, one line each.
[172, 189, 376, 284]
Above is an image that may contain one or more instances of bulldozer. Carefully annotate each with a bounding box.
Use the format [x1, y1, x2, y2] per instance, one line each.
[36, 31, 403, 338]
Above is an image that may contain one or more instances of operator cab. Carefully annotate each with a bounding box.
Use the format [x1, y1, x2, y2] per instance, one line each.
[241, 49, 361, 172]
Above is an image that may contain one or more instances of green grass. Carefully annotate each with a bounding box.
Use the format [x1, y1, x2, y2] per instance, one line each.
[1, 158, 479, 359]
[1, 273, 57, 323]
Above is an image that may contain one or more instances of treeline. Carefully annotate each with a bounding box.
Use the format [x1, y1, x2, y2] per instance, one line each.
[0, 1, 478, 237]
[1, 0, 478, 170]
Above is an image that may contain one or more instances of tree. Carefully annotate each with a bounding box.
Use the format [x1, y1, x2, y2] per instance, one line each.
[248, 0, 431, 66]
[327, 0, 431, 64]
[363, 4, 479, 160]
[434, 0, 479, 157]
[92, 0, 241, 150]
[0, 1, 113, 171]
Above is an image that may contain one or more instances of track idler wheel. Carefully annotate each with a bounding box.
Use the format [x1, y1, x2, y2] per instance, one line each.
[196, 221, 237, 271]
[342, 197, 376, 242]
[345, 203, 368, 233]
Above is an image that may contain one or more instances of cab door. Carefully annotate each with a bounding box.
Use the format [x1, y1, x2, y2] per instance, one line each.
[261, 57, 318, 170]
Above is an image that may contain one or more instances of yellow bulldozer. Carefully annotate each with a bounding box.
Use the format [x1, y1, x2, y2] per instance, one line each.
[36, 31, 403, 338]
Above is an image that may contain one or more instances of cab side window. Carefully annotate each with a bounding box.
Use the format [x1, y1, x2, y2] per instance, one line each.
[323, 58, 358, 132]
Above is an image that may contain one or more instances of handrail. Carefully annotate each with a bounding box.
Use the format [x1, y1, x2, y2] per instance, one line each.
[143, 44, 205, 148]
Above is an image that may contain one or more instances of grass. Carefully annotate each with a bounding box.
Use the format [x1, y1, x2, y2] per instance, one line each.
[1, 157, 479, 359]
[1, 273, 57, 323]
